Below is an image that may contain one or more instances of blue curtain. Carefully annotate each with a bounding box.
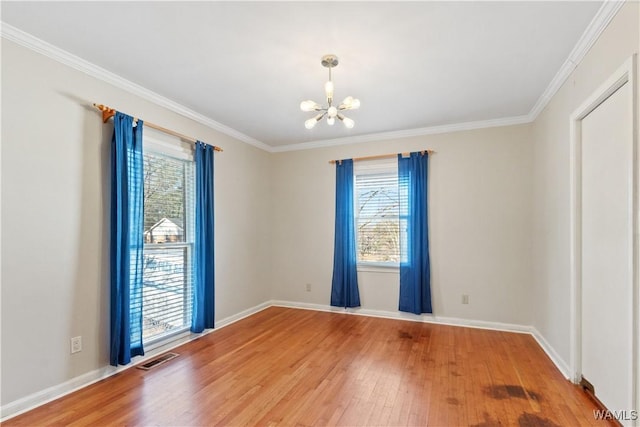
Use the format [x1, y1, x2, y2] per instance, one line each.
[398, 152, 432, 314]
[110, 112, 144, 366]
[331, 159, 361, 308]
[192, 141, 215, 333]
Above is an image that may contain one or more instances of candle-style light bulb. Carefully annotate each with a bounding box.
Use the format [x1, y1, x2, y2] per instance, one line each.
[342, 116, 355, 129]
[325, 81, 334, 102]
[300, 100, 320, 112]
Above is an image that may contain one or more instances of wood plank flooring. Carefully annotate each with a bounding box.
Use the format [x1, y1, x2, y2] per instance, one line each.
[4, 307, 609, 426]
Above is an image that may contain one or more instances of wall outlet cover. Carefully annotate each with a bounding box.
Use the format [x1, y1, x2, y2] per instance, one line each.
[71, 336, 82, 354]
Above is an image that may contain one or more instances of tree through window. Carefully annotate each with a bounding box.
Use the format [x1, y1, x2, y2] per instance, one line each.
[142, 150, 194, 342]
[354, 160, 407, 266]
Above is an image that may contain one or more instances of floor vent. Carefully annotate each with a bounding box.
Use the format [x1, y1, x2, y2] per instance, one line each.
[136, 352, 179, 371]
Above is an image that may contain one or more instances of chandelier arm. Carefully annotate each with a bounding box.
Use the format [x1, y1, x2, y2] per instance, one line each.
[336, 113, 355, 128]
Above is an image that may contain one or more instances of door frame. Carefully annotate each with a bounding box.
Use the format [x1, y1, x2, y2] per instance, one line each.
[569, 54, 638, 413]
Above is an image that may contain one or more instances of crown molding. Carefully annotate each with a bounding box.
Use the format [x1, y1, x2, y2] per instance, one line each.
[0, 23, 272, 152]
[527, 0, 625, 120]
[271, 115, 532, 153]
[1, 0, 623, 154]
[272, 1, 623, 153]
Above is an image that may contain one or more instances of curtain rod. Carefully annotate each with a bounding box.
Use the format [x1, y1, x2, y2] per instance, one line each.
[328, 150, 434, 164]
[93, 103, 223, 152]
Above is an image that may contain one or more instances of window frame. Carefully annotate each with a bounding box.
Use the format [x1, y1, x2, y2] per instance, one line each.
[142, 131, 196, 348]
[353, 159, 405, 271]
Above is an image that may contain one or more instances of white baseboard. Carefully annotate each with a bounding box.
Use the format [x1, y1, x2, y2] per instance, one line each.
[216, 301, 272, 329]
[0, 365, 117, 422]
[0, 300, 272, 421]
[271, 300, 571, 379]
[529, 326, 572, 380]
[1, 299, 571, 420]
[270, 299, 531, 333]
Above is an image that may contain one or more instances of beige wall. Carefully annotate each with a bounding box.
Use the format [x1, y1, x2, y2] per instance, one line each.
[1, 0, 637, 413]
[1, 39, 272, 405]
[270, 124, 534, 325]
[530, 1, 639, 365]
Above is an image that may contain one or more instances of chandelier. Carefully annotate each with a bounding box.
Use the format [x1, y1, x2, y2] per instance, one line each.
[300, 54, 360, 129]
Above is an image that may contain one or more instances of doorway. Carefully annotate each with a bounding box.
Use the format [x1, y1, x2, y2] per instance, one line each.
[570, 55, 638, 422]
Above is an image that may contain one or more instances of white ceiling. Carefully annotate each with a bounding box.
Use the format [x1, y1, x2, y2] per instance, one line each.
[2, 1, 604, 149]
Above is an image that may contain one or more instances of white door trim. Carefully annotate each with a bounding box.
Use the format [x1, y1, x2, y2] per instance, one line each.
[569, 54, 638, 415]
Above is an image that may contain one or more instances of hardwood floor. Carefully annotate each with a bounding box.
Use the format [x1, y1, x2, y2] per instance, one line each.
[4, 307, 607, 426]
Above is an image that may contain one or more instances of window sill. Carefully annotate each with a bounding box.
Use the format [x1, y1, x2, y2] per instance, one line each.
[357, 263, 399, 274]
[144, 327, 191, 352]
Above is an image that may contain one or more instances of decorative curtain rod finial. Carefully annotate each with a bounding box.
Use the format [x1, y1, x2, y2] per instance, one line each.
[93, 103, 116, 123]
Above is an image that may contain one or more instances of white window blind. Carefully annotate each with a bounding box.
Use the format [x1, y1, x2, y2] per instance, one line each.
[142, 150, 195, 343]
[354, 160, 406, 266]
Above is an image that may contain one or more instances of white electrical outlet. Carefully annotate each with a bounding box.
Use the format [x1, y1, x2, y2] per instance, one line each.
[462, 294, 470, 305]
[71, 336, 82, 354]
[306, 283, 311, 292]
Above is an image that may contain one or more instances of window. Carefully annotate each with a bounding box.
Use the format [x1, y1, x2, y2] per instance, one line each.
[142, 145, 195, 344]
[354, 160, 407, 267]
